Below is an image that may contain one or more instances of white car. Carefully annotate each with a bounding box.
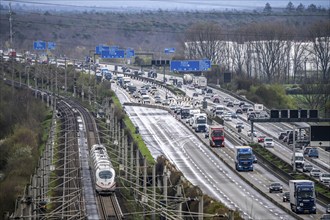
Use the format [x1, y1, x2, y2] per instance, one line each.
[236, 122, 244, 129]
[247, 130, 257, 137]
[319, 173, 330, 184]
[263, 137, 274, 148]
[310, 168, 321, 178]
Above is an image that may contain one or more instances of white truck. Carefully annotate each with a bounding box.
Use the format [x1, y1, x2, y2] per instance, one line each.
[254, 103, 264, 112]
[188, 109, 200, 125]
[192, 113, 207, 132]
[291, 152, 304, 169]
[193, 76, 207, 89]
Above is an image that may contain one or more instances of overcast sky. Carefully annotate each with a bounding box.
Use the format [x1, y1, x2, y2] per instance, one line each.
[2, 0, 329, 11]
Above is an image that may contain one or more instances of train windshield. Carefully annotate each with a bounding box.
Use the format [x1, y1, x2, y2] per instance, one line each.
[99, 171, 113, 179]
[212, 130, 224, 137]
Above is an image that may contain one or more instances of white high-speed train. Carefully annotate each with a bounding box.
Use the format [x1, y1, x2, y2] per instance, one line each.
[90, 144, 116, 194]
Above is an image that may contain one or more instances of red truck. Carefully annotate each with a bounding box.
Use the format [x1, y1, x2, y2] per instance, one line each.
[206, 125, 225, 147]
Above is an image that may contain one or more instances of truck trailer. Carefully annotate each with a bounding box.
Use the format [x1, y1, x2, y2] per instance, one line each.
[234, 146, 254, 171]
[289, 180, 316, 214]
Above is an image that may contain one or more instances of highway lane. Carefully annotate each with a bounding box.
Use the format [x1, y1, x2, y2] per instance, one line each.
[125, 106, 295, 220]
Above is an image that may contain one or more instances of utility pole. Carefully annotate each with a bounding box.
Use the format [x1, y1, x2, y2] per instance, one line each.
[64, 58, 67, 93]
[9, 3, 13, 47]
[73, 60, 76, 97]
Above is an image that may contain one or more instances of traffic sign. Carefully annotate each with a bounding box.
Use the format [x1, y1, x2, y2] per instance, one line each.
[126, 48, 135, 58]
[170, 60, 211, 72]
[33, 41, 46, 50]
[310, 125, 330, 147]
[101, 49, 125, 59]
[165, 48, 175, 54]
[95, 45, 110, 55]
[48, 42, 56, 50]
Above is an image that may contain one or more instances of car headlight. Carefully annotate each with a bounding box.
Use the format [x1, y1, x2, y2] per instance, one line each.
[313, 206, 316, 210]
[300, 203, 304, 206]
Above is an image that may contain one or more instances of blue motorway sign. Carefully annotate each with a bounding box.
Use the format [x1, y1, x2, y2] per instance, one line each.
[101, 49, 125, 59]
[126, 48, 135, 58]
[33, 41, 47, 50]
[48, 42, 56, 50]
[170, 60, 211, 72]
[165, 48, 175, 54]
[95, 45, 110, 55]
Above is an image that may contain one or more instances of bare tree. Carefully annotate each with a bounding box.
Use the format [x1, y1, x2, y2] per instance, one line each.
[308, 21, 330, 82]
[184, 23, 225, 64]
[248, 23, 291, 82]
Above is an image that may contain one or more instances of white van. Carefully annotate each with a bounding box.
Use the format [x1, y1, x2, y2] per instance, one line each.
[141, 95, 151, 104]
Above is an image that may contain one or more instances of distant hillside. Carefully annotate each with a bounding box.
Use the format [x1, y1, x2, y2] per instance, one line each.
[0, 8, 328, 58]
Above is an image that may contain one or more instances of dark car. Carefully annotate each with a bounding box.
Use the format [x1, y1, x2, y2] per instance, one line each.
[282, 191, 290, 202]
[236, 108, 243, 114]
[320, 214, 330, 220]
[278, 132, 287, 140]
[269, 182, 283, 193]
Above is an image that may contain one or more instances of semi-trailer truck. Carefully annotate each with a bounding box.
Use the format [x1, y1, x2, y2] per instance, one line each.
[208, 125, 225, 147]
[234, 146, 254, 171]
[192, 113, 207, 132]
[289, 180, 316, 214]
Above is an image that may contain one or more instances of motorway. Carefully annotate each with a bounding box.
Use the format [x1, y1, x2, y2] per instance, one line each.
[112, 70, 330, 219]
[113, 81, 298, 219]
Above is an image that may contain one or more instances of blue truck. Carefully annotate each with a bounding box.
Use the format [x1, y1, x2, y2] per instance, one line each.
[234, 146, 254, 171]
[289, 180, 316, 214]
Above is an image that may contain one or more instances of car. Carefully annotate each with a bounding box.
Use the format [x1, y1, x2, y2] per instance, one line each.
[224, 97, 231, 103]
[319, 173, 330, 184]
[169, 104, 177, 111]
[257, 135, 266, 143]
[278, 132, 287, 140]
[269, 182, 283, 193]
[326, 204, 330, 213]
[236, 108, 243, 114]
[204, 93, 212, 99]
[233, 100, 240, 105]
[162, 99, 170, 106]
[282, 191, 290, 202]
[192, 92, 198, 97]
[310, 168, 321, 178]
[213, 96, 220, 103]
[154, 97, 161, 104]
[302, 164, 313, 172]
[320, 214, 330, 220]
[303, 146, 311, 156]
[263, 137, 274, 148]
[227, 102, 234, 107]
[252, 154, 257, 163]
[247, 130, 257, 137]
[231, 112, 237, 118]
[307, 147, 319, 158]
[236, 122, 244, 129]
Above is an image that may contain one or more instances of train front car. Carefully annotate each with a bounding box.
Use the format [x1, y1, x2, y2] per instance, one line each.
[90, 144, 116, 194]
[95, 163, 116, 194]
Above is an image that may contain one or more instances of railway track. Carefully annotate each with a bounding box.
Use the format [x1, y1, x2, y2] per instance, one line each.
[97, 194, 123, 220]
[65, 99, 123, 220]
[4, 78, 123, 219]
